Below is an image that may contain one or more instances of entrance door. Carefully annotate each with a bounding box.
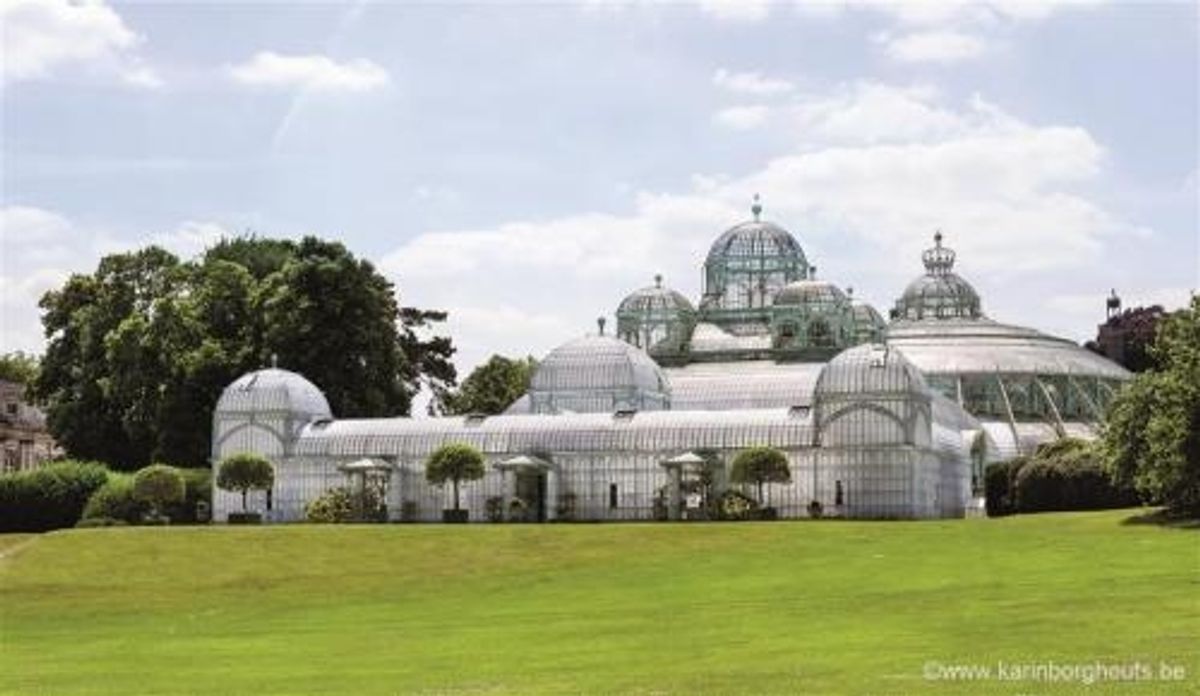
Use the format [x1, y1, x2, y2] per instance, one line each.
[514, 470, 547, 522]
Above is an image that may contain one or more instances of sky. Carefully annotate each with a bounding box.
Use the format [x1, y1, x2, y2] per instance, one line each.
[2, 0, 1198, 381]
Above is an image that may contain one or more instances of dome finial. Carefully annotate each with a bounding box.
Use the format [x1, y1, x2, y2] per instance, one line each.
[654, 273, 663, 288]
[270, 353, 278, 369]
[751, 193, 762, 221]
[934, 229, 943, 248]
[922, 231, 955, 275]
[846, 285, 854, 298]
[597, 316, 606, 336]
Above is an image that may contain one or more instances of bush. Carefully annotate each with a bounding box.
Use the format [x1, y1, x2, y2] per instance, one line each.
[82, 474, 147, 524]
[0, 460, 110, 532]
[485, 496, 505, 523]
[305, 487, 355, 523]
[75, 517, 129, 528]
[985, 458, 1026, 517]
[165, 468, 212, 524]
[133, 464, 186, 521]
[717, 490, 761, 521]
[1015, 439, 1140, 513]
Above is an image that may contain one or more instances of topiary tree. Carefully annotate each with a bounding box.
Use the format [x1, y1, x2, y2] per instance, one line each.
[730, 446, 791, 508]
[133, 464, 186, 522]
[425, 442, 485, 515]
[216, 453, 275, 512]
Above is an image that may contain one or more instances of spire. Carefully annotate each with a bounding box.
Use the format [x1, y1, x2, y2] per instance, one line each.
[922, 230, 956, 276]
[597, 316, 606, 336]
[751, 193, 762, 222]
[846, 286, 854, 299]
[654, 273, 663, 289]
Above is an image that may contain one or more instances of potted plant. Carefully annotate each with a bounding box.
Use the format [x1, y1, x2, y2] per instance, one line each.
[425, 443, 485, 523]
[216, 453, 274, 524]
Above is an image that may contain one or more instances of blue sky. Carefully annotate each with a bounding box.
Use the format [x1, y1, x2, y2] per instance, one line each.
[2, 0, 1197, 377]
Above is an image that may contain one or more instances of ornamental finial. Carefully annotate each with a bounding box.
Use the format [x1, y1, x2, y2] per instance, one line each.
[922, 230, 956, 275]
[270, 353, 278, 369]
[934, 229, 943, 248]
[597, 316, 606, 336]
[751, 193, 762, 221]
[654, 273, 663, 288]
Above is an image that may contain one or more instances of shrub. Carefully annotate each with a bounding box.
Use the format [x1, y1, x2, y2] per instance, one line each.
[1015, 439, 1139, 513]
[82, 474, 147, 524]
[0, 460, 110, 532]
[165, 468, 213, 524]
[485, 496, 505, 523]
[984, 457, 1026, 517]
[216, 453, 274, 512]
[717, 490, 761, 521]
[75, 517, 129, 528]
[304, 486, 381, 523]
[133, 464, 186, 522]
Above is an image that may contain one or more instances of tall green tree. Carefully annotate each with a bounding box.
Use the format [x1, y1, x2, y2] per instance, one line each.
[0, 352, 39, 387]
[434, 354, 536, 415]
[1103, 295, 1200, 516]
[34, 236, 457, 471]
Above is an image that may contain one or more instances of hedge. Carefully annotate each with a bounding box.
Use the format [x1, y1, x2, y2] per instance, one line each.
[0, 461, 110, 532]
[81, 467, 212, 525]
[986, 438, 1140, 516]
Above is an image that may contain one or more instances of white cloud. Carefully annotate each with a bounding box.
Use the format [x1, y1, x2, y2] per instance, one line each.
[881, 30, 988, 63]
[713, 69, 794, 96]
[867, 0, 1098, 27]
[228, 52, 389, 93]
[382, 83, 1132, 371]
[697, 0, 771, 23]
[713, 105, 771, 130]
[0, 207, 235, 353]
[1, 0, 161, 87]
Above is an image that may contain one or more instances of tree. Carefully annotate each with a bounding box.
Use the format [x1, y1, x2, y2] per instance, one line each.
[0, 352, 39, 387]
[216, 454, 275, 512]
[1086, 305, 1168, 373]
[33, 235, 458, 470]
[133, 464, 186, 521]
[434, 355, 537, 415]
[425, 443, 485, 512]
[1103, 295, 1200, 516]
[259, 237, 456, 418]
[730, 446, 792, 506]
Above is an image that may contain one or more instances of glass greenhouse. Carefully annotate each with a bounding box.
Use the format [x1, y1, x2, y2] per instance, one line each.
[211, 199, 1129, 523]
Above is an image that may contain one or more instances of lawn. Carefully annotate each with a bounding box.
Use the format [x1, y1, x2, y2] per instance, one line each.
[1, 510, 1197, 695]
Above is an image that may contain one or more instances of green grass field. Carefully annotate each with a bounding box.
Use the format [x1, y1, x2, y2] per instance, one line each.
[1, 510, 1197, 695]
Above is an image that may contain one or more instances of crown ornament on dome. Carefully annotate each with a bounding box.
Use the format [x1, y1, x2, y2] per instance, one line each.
[751, 193, 763, 221]
[921, 230, 957, 276]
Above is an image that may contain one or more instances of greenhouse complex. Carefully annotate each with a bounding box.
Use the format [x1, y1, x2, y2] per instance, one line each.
[211, 198, 1129, 522]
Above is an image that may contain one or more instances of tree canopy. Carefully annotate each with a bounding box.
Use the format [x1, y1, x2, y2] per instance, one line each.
[33, 236, 457, 470]
[0, 352, 39, 388]
[434, 354, 537, 415]
[425, 443, 485, 511]
[730, 446, 791, 505]
[1102, 295, 1200, 516]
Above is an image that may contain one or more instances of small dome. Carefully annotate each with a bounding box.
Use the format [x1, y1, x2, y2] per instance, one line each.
[774, 279, 848, 307]
[529, 334, 670, 413]
[706, 204, 807, 267]
[216, 368, 331, 418]
[893, 232, 982, 321]
[815, 344, 927, 398]
[617, 275, 696, 316]
[852, 301, 886, 329]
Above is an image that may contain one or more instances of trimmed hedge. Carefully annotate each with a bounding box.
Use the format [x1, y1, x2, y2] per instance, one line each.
[986, 438, 1139, 516]
[0, 461, 110, 532]
[984, 457, 1027, 517]
[81, 474, 147, 524]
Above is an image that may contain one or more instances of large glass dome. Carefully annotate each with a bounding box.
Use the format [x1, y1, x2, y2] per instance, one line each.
[528, 332, 671, 414]
[892, 232, 982, 321]
[216, 368, 331, 419]
[616, 274, 697, 356]
[701, 196, 809, 319]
